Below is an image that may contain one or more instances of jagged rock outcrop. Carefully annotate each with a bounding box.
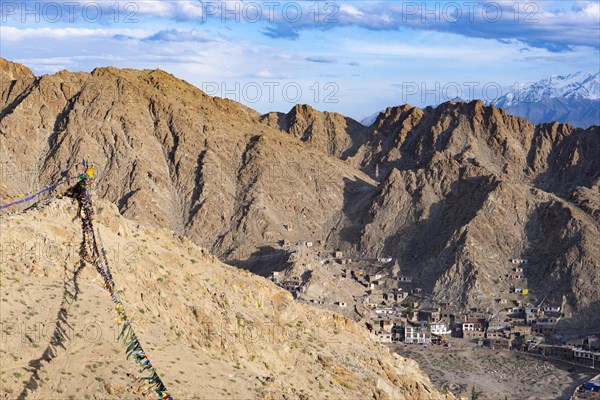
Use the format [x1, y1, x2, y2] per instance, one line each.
[259, 104, 368, 161]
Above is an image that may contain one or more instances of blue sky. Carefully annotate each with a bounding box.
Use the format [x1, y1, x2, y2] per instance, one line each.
[1, 0, 599, 119]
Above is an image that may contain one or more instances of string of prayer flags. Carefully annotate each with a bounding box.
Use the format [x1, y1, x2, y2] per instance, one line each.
[0, 176, 75, 210]
[63, 165, 173, 400]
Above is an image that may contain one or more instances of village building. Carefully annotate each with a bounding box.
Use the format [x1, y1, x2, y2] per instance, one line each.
[543, 345, 574, 361]
[524, 307, 540, 324]
[573, 349, 600, 366]
[429, 322, 451, 336]
[269, 271, 280, 284]
[396, 291, 409, 301]
[565, 337, 588, 347]
[485, 328, 511, 349]
[397, 275, 413, 283]
[404, 325, 432, 344]
[488, 337, 511, 349]
[377, 257, 393, 263]
[375, 308, 395, 315]
[509, 324, 532, 337]
[486, 330, 507, 340]
[367, 273, 384, 282]
[543, 306, 561, 313]
[334, 250, 343, 258]
[440, 310, 456, 322]
[533, 318, 559, 335]
[282, 277, 302, 292]
[382, 292, 394, 302]
[488, 318, 509, 332]
[464, 329, 486, 340]
[511, 307, 525, 315]
[510, 259, 529, 264]
[374, 332, 393, 343]
[391, 325, 404, 342]
[464, 312, 488, 323]
[418, 309, 441, 323]
[462, 321, 486, 340]
[370, 318, 394, 341]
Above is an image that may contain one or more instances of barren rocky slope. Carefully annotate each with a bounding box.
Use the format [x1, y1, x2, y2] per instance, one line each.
[1, 58, 599, 326]
[336, 103, 600, 322]
[0, 58, 373, 266]
[260, 104, 368, 161]
[0, 197, 454, 399]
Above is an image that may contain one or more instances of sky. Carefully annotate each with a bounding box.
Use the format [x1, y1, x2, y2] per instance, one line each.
[1, 0, 599, 120]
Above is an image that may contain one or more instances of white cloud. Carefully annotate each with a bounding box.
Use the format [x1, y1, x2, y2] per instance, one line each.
[0, 26, 152, 41]
[339, 4, 365, 19]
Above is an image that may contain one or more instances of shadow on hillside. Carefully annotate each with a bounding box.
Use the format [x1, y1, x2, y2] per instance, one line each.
[227, 245, 289, 277]
[384, 175, 500, 293]
[18, 236, 86, 399]
[520, 201, 579, 308]
[529, 125, 600, 194]
[338, 119, 370, 161]
[335, 176, 378, 246]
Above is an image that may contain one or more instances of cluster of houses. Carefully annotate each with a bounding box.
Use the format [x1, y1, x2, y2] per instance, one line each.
[366, 309, 452, 345]
[269, 248, 600, 369]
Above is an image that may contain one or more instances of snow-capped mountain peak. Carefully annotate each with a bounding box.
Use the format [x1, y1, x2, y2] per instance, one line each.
[360, 111, 382, 127]
[492, 71, 600, 107]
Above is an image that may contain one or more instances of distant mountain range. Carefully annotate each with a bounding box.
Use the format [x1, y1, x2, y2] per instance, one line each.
[362, 72, 600, 128]
[360, 111, 381, 127]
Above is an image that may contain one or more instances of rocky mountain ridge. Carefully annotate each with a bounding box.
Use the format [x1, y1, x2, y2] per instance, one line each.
[1, 58, 598, 330]
[362, 71, 600, 128]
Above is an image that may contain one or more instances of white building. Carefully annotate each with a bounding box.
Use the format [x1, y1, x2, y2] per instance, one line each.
[510, 259, 529, 264]
[543, 306, 561, 312]
[429, 323, 451, 336]
[573, 349, 600, 363]
[404, 326, 432, 344]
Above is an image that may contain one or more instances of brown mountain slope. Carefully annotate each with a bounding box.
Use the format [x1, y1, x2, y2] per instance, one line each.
[360, 101, 599, 197]
[0, 58, 374, 267]
[1, 59, 598, 326]
[0, 198, 454, 399]
[330, 101, 599, 322]
[260, 104, 368, 161]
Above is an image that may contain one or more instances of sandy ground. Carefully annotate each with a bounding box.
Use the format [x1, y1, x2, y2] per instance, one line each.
[391, 340, 597, 400]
